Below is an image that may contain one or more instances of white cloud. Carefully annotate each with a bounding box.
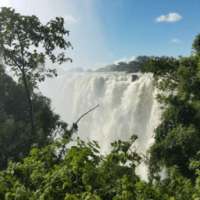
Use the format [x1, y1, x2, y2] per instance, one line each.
[171, 38, 182, 44]
[156, 12, 182, 23]
[64, 15, 78, 25]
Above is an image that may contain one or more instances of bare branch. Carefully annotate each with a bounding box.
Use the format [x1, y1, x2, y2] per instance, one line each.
[75, 104, 99, 124]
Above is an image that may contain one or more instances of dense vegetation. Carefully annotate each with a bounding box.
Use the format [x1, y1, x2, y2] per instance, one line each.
[1, 6, 200, 200]
[0, 7, 71, 171]
[1, 134, 200, 200]
[141, 34, 200, 180]
[0, 63, 68, 170]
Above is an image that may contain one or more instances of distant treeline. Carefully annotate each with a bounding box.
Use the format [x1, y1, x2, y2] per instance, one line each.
[96, 56, 152, 73]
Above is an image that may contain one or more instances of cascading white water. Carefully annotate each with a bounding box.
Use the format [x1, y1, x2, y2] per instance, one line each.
[40, 72, 161, 178]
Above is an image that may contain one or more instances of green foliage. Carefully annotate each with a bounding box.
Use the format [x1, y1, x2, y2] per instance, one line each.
[0, 7, 72, 133]
[141, 36, 200, 179]
[0, 7, 71, 84]
[0, 64, 69, 169]
[0, 136, 142, 200]
[0, 6, 72, 169]
[193, 34, 200, 55]
[1, 135, 199, 200]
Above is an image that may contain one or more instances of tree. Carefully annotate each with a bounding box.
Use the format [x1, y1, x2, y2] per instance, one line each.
[141, 37, 200, 179]
[0, 64, 69, 169]
[0, 7, 72, 134]
[193, 34, 200, 55]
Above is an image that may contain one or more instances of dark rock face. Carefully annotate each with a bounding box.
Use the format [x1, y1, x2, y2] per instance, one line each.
[131, 74, 138, 82]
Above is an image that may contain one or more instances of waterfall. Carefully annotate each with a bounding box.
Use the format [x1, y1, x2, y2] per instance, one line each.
[40, 72, 161, 178]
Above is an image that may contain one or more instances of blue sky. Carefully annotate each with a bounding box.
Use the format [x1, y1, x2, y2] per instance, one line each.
[0, 0, 200, 69]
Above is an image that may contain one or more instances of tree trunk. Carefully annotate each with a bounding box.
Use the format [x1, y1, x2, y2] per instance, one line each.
[21, 70, 35, 135]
